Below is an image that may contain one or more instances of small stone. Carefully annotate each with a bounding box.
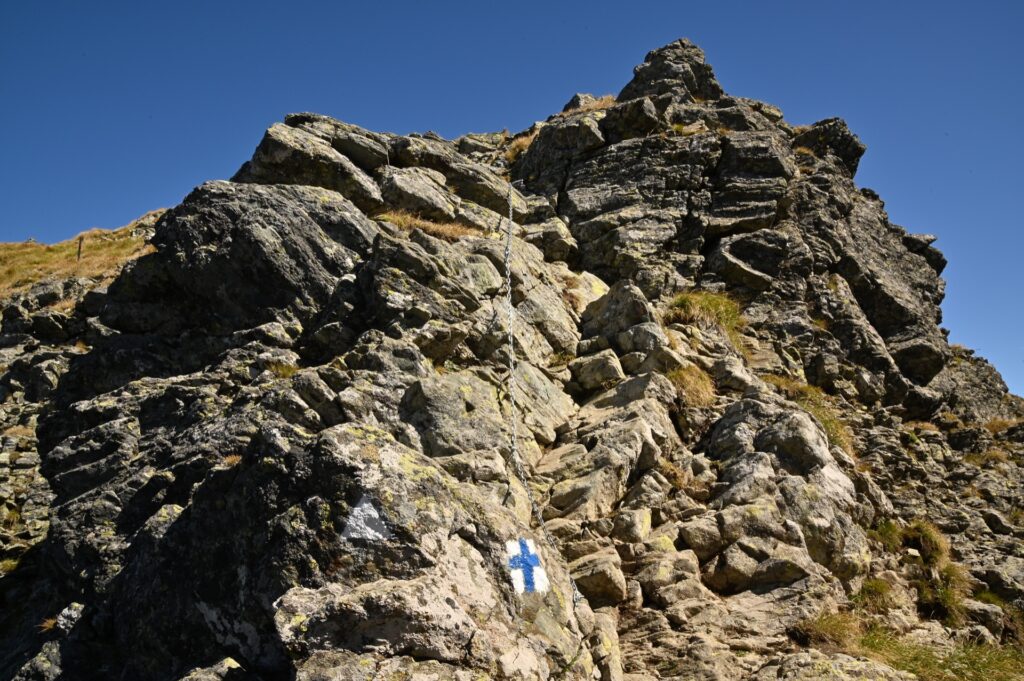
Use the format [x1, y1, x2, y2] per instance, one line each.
[612, 508, 652, 543]
[56, 602, 84, 634]
[569, 349, 625, 391]
[571, 549, 628, 607]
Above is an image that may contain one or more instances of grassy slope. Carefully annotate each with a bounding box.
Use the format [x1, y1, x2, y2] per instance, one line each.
[0, 210, 164, 300]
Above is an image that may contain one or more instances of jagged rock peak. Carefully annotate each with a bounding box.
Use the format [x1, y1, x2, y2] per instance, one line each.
[619, 37, 725, 102]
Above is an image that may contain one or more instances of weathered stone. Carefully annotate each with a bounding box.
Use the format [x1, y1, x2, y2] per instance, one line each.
[233, 123, 383, 212]
[753, 650, 915, 680]
[792, 117, 866, 176]
[618, 38, 724, 102]
[401, 371, 506, 457]
[379, 166, 458, 221]
[569, 349, 625, 391]
[285, 112, 393, 171]
[522, 217, 578, 263]
[678, 515, 726, 562]
[581, 281, 658, 340]
[612, 508, 652, 543]
[571, 549, 628, 607]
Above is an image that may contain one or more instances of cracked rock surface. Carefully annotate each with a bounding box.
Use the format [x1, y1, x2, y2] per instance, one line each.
[1, 38, 1022, 680]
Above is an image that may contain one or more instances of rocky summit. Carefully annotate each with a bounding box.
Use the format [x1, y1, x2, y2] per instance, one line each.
[1, 39, 1023, 681]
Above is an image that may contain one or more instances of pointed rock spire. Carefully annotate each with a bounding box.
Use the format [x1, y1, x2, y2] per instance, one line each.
[618, 38, 724, 102]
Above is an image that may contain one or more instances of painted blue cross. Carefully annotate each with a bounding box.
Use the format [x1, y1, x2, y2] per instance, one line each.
[506, 537, 549, 594]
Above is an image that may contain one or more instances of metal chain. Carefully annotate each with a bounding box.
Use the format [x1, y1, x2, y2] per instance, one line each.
[503, 184, 520, 470]
[502, 183, 583, 609]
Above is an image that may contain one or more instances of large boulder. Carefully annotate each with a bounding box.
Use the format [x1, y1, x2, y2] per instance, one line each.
[233, 123, 383, 212]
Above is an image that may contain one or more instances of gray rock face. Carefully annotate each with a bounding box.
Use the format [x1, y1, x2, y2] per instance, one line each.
[752, 650, 916, 680]
[513, 42, 958, 419]
[930, 344, 1024, 422]
[105, 181, 376, 337]
[618, 38, 724, 102]
[379, 166, 457, 221]
[1, 37, 1021, 681]
[232, 123, 384, 213]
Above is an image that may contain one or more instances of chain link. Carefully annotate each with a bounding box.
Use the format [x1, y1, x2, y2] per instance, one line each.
[502, 183, 583, 610]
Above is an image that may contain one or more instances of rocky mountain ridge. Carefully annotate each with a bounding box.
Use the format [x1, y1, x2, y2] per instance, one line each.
[1, 39, 1022, 680]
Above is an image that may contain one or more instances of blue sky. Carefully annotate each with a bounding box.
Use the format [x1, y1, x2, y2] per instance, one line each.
[2, 1, 1021, 394]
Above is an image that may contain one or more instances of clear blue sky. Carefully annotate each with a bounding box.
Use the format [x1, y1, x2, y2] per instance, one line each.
[2, 1, 1021, 395]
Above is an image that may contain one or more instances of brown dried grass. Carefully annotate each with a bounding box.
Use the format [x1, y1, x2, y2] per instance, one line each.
[375, 211, 480, 241]
[0, 210, 163, 299]
[504, 131, 538, 165]
[666, 365, 716, 408]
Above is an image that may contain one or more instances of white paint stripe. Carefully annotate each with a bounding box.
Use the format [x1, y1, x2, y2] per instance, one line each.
[510, 569, 526, 594]
[533, 567, 550, 593]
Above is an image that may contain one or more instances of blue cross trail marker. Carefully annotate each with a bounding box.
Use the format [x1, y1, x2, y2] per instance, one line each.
[506, 538, 549, 594]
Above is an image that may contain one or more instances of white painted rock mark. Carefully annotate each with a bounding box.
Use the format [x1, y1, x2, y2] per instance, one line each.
[340, 494, 394, 541]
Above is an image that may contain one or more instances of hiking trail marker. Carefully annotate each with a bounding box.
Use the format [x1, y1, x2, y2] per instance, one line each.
[506, 538, 549, 594]
[340, 494, 394, 541]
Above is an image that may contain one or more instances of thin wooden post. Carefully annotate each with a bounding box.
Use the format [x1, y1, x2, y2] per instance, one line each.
[77, 236, 83, 262]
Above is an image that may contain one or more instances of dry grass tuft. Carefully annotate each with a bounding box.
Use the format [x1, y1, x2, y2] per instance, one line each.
[0, 557, 20, 575]
[504, 130, 539, 165]
[793, 611, 862, 649]
[657, 458, 690, 490]
[914, 562, 970, 625]
[906, 420, 940, 433]
[221, 454, 242, 467]
[48, 297, 77, 313]
[984, 418, 1020, 434]
[763, 374, 855, 453]
[666, 364, 716, 408]
[866, 519, 970, 624]
[375, 210, 480, 241]
[2, 508, 22, 531]
[801, 522, 1021, 676]
[0, 210, 163, 299]
[936, 410, 964, 429]
[670, 122, 709, 137]
[854, 577, 896, 614]
[964, 448, 1010, 467]
[868, 519, 904, 553]
[37, 617, 58, 632]
[2, 424, 34, 438]
[663, 291, 746, 351]
[810, 316, 830, 331]
[548, 351, 575, 368]
[860, 625, 1024, 681]
[795, 610, 1024, 681]
[897, 521, 970, 624]
[902, 519, 951, 568]
[265, 361, 299, 379]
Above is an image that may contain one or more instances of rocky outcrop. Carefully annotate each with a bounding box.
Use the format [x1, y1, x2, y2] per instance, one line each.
[1, 38, 1021, 681]
[513, 39, 952, 420]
